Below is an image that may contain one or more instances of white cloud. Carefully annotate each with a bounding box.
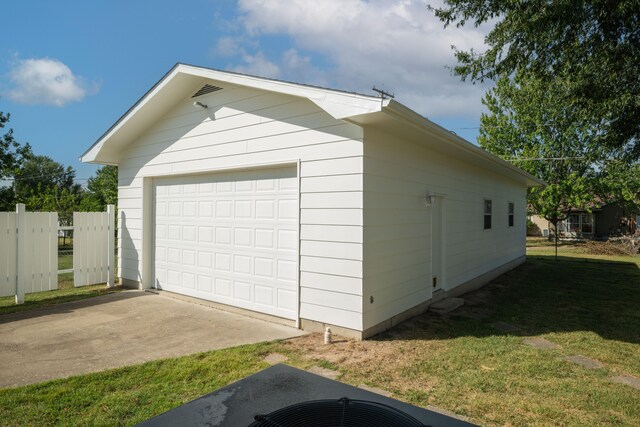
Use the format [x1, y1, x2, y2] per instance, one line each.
[232, 51, 281, 78]
[281, 49, 330, 86]
[214, 36, 244, 57]
[6, 58, 97, 107]
[229, 0, 492, 120]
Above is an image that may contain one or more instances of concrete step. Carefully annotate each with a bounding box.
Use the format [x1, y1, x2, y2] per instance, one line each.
[429, 297, 464, 315]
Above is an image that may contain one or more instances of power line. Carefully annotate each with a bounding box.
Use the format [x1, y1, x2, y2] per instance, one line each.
[506, 156, 586, 162]
[0, 171, 87, 181]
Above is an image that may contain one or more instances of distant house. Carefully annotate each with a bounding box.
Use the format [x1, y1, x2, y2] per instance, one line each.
[81, 63, 542, 339]
[528, 202, 639, 240]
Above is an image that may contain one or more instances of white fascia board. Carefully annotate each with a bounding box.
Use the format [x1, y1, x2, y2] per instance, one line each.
[81, 64, 183, 164]
[179, 64, 383, 119]
[382, 100, 545, 187]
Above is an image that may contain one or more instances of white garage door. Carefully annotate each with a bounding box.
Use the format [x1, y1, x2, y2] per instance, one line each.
[153, 167, 298, 320]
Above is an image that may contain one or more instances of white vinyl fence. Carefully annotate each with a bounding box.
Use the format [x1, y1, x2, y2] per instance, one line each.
[0, 204, 115, 304]
[0, 212, 19, 298]
[73, 211, 115, 288]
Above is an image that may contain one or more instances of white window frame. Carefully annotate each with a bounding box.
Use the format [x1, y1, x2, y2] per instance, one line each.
[561, 213, 594, 237]
[508, 202, 514, 227]
[484, 199, 492, 230]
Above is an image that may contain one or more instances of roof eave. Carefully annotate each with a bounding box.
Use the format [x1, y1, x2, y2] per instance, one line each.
[80, 63, 184, 164]
[380, 100, 545, 187]
[81, 63, 384, 164]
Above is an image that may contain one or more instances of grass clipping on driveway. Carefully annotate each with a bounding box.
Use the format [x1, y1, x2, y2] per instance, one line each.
[1, 246, 639, 426]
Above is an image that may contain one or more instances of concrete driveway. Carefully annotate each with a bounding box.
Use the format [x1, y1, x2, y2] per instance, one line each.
[0, 290, 305, 388]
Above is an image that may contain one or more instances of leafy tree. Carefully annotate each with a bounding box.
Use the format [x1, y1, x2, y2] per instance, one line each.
[0, 111, 32, 210]
[25, 187, 81, 214]
[14, 155, 82, 224]
[14, 155, 79, 201]
[79, 165, 118, 212]
[479, 74, 599, 230]
[433, 0, 640, 159]
[596, 161, 640, 213]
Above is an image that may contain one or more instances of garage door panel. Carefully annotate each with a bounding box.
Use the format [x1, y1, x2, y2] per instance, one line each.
[153, 166, 298, 320]
[255, 229, 274, 248]
[198, 275, 212, 293]
[167, 247, 180, 263]
[255, 285, 273, 306]
[234, 228, 252, 247]
[278, 229, 297, 251]
[278, 289, 297, 311]
[213, 277, 229, 296]
[233, 254, 252, 275]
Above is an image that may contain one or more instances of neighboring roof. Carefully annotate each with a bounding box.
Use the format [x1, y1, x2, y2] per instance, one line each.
[81, 63, 544, 187]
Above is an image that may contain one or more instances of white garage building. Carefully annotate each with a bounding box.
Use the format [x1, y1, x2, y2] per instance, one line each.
[82, 64, 542, 339]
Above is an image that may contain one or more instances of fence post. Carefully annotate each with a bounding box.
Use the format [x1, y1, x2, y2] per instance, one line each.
[15, 203, 26, 304]
[107, 205, 115, 287]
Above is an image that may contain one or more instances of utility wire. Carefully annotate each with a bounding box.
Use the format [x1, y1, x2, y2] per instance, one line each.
[506, 157, 587, 162]
[1, 171, 89, 181]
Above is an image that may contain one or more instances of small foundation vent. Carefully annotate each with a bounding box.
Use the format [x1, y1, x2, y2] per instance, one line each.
[191, 84, 223, 98]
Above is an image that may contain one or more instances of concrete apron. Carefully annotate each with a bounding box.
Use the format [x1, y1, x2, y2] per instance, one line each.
[0, 291, 306, 389]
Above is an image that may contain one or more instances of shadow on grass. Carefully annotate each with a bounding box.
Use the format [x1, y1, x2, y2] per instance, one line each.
[0, 287, 135, 322]
[375, 255, 640, 345]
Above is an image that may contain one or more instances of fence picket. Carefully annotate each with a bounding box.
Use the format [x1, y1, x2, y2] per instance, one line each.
[35, 214, 44, 292]
[49, 213, 58, 291]
[107, 205, 115, 287]
[0, 213, 17, 297]
[20, 212, 59, 294]
[97, 212, 106, 283]
[89, 213, 96, 286]
[26, 212, 37, 294]
[72, 211, 111, 287]
[73, 212, 83, 287]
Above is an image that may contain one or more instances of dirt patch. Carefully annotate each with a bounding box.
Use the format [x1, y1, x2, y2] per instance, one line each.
[581, 240, 638, 256]
[282, 332, 443, 394]
[283, 333, 410, 367]
[264, 353, 288, 365]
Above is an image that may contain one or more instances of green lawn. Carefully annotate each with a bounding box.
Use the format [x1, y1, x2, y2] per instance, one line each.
[0, 243, 638, 426]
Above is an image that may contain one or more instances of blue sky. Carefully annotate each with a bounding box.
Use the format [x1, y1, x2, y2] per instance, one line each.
[1, 0, 489, 183]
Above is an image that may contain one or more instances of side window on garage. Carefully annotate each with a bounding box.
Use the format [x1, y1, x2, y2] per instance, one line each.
[484, 199, 492, 230]
[508, 202, 514, 227]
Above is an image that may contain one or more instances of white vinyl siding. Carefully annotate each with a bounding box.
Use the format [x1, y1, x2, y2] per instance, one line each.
[362, 128, 527, 330]
[117, 83, 364, 330]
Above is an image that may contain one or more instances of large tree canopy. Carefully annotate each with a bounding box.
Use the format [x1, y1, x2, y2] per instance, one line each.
[14, 155, 79, 200]
[79, 165, 118, 212]
[14, 155, 82, 217]
[1, 110, 117, 214]
[480, 72, 639, 224]
[434, 0, 640, 159]
[480, 74, 599, 223]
